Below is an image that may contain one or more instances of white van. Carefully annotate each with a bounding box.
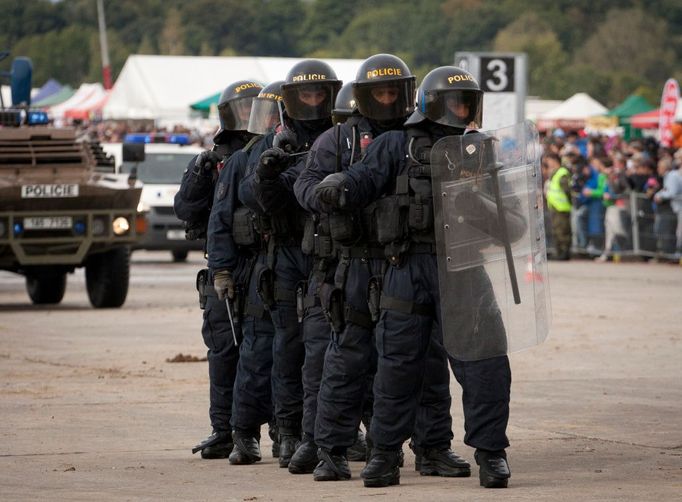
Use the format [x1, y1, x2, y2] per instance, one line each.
[103, 138, 204, 262]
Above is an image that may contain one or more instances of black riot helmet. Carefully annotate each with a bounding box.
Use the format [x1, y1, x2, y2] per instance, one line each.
[332, 81, 359, 125]
[404, 66, 482, 129]
[352, 53, 415, 121]
[214, 80, 263, 142]
[281, 60, 342, 121]
[248, 80, 285, 135]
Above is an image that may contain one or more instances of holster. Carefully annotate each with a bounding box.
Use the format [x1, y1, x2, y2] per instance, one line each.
[295, 280, 307, 322]
[254, 262, 276, 310]
[196, 268, 209, 309]
[319, 282, 345, 334]
[367, 275, 382, 323]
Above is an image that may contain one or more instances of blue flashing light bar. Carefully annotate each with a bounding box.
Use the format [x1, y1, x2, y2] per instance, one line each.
[124, 133, 190, 145]
[73, 220, 86, 235]
[27, 110, 49, 125]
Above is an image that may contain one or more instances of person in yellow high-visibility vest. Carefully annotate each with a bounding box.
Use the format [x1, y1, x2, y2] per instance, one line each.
[544, 153, 572, 260]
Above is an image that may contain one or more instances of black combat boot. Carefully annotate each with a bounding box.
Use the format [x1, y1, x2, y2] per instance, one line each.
[347, 429, 367, 462]
[360, 448, 401, 488]
[228, 432, 261, 465]
[474, 449, 510, 488]
[288, 435, 319, 474]
[420, 448, 471, 477]
[192, 430, 233, 459]
[278, 432, 301, 468]
[314, 448, 351, 481]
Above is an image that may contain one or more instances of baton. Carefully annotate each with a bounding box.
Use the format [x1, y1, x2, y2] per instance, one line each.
[225, 298, 239, 347]
[490, 162, 521, 305]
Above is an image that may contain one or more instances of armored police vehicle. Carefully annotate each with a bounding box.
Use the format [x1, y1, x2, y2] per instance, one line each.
[0, 54, 142, 308]
[103, 134, 204, 262]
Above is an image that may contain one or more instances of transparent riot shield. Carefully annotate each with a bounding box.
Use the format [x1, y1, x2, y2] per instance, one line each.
[431, 121, 550, 361]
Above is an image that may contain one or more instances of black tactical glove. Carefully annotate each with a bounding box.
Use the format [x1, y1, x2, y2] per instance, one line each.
[194, 150, 223, 175]
[273, 128, 299, 154]
[213, 269, 235, 301]
[315, 172, 347, 212]
[256, 147, 288, 180]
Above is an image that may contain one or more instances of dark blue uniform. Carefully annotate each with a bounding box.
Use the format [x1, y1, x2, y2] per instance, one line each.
[314, 128, 511, 454]
[239, 120, 328, 440]
[174, 136, 250, 437]
[295, 119, 456, 456]
[207, 135, 277, 439]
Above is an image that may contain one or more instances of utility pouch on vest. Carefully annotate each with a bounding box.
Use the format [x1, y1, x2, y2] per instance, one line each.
[254, 262, 276, 310]
[301, 216, 316, 255]
[196, 268, 209, 310]
[319, 283, 345, 334]
[367, 275, 383, 323]
[408, 196, 433, 232]
[329, 212, 356, 244]
[375, 196, 405, 244]
[233, 207, 257, 246]
[295, 280, 307, 322]
[232, 284, 245, 323]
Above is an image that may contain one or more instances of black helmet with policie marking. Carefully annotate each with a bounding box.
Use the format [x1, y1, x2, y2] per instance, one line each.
[404, 66, 482, 129]
[332, 81, 359, 125]
[215, 79, 263, 142]
[352, 53, 415, 121]
[281, 59, 342, 121]
[248, 80, 285, 135]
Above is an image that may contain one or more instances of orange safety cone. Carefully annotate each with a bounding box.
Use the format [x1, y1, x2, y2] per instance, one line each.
[524, 255, 544, 283]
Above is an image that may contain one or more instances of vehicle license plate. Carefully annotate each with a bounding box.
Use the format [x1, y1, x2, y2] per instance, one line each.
[23, 216, 73, 230]
[166, 229, 185, 240]
[21, 184, 79, 198]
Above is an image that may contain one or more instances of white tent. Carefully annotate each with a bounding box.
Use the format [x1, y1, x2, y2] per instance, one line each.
[49, 83, 106, 121]
[536, 92, 608, 130]
[103, 55, 364, 126]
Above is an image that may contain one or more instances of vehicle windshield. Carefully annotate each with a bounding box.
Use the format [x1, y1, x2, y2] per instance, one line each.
[120, 152, 195, 184]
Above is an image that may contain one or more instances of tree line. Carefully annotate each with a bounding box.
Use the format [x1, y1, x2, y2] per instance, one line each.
[1, 0, 681, 107]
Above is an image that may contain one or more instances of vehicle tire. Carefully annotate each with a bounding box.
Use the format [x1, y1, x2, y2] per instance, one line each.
[85, 246, 130, 308]
[172, 250, 189, 262]
[26, 270, 67, 305]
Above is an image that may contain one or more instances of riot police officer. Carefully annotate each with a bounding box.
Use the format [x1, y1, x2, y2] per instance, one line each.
[294, 54, 467, 481]
[239, 60, 341, 469]
[207, 81, 285, 465]
[312, 67, 513, 489]
[174, 80, 262, 459]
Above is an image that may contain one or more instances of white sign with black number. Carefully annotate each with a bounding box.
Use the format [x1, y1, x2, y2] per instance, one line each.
[454, 52, 527, 131]
[24, 216, 73, 230]
[21, 184, 79, 198]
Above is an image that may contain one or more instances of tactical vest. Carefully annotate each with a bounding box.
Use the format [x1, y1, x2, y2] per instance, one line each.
[231, 137, 271, 250]
[371, 129, 436, 262]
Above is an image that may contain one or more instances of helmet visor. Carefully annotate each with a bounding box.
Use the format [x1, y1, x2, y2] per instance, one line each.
[218, 96, 255, 131]
[281, 82, 339, 121]
[248, 97, 283, 135]
[354, 79, 415, 121]
[422, 89, 482, 129]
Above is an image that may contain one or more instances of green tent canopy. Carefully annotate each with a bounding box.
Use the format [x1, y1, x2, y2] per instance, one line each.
[607, 94, 655, 139]
[608, 94, 654, 118]
[32, 85, 75, 107]
[189, 91, 221, 112]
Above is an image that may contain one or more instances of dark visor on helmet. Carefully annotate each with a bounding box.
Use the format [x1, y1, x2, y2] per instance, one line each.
[218, 96, 255, 131]
[281, 82, 339, 121]
[422, 89, 482, 129]
[353, 79, 415, 121]
[248, 97, 283, 135]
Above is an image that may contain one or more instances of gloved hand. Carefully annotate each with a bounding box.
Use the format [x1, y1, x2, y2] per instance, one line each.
[314, 172, 347, 212]
[213, 269, 235, 301]
[273, 128, 299, 154]
[256, 147, 288, 180]
[194, 150, 223, 174]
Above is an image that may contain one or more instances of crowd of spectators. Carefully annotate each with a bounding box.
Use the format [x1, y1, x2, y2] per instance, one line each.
[541, 128, 682, 263]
